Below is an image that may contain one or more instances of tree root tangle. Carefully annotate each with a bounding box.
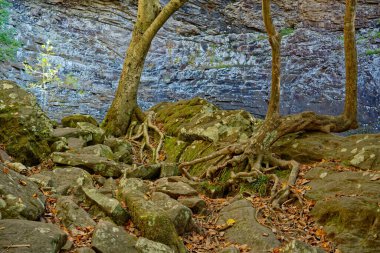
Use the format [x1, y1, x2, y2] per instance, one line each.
[126, 111, 164, 164]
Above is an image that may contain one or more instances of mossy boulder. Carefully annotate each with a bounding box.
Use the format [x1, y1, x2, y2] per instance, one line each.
[0, 80, 53, 165]
[51, 152, 125, 177]
[305, 167, 380, 252]
[273, 132, 380, 170]
[217, 199, 280, 252]
[61, 114, 98, 128]
[123, 189, 187, 253]
[56, 196, 96, 230]
[0, 163, 46, 220]
[152, 97, 257, 143]
[0, 219, 67, 253]
[91, 220, 137, 253]
[103, 137, 133, 164]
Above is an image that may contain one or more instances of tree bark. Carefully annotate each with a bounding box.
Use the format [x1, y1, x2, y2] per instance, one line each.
[262, 0, 281, 120]
[102, 0, 188, 136]
[343, 0, 358, 128]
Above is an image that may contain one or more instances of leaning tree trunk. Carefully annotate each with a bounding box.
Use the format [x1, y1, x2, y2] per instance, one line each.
[102, 0, 188, 137]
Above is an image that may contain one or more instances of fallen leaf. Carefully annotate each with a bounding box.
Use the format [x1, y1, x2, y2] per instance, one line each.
[19, 180, 27, 186]
[226, 219, 236, 226]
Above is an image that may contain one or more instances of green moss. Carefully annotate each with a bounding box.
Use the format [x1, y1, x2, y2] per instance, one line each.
[280, 28, 294, 37]
[365, 49, 380, 56]
[199, 181, 225, 198]
[239, 175, 269, 196]
[163, 136, 188, 163]
[0, 0, 21, 61]
[180, 140, 217, 177]
[274, 169, 290, 179]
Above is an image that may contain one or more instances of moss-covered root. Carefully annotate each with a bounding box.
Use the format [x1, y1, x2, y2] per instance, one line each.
[123, 190, 187, 253]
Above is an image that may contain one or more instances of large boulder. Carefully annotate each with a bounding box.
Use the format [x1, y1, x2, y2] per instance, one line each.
[103, 137, 133, 164]
[0, 163, 45, 220]
[151, 192, 194, 235]
[123, 190, 187, 253]
[0, 219, 67, 253]
[273, 132, 380, 170]
[217, 199, 280, 253]
[82, 187, 129, 225]
[305, 167, 380, 252]
[51, 152, 125, 177]
[135, 237, 175, 253]
[56, 196, 96, 230]
[155, 178, 198, 199]
[30, 166, 94, 197]
[91, 220, 137, 253]
[0, 80, 53, 165]
[61, 114, 98, 128]
[152, 98, 257, 143]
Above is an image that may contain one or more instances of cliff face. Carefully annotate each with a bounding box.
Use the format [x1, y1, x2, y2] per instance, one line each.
[1, 0, 380, 130]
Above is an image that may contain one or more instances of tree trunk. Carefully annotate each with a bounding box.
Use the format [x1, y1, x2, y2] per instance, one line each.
[102, 0, 188, 136]
[247, 0, 359, 153]
[343, 0, 358, 128]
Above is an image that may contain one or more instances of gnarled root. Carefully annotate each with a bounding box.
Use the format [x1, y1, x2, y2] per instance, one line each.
[126, 111, 165, 163]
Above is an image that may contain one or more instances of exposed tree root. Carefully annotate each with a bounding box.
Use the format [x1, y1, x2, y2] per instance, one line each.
[178, 111, 355, 208]
[126, 111, 165, 164]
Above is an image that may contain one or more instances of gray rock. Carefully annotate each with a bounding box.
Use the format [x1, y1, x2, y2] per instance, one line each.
[160, 163, 181, 178]
[51, 138, 69, 152]
[117, 178, 151, 205]
[0, 163, 45, 220]
[3, 161, 28, 174]
[51, 152, 125, 177]
[67, 137, 87, 149]
[155, 178, 198, 199]
[0, 219, 67, 253]
[119, 178, 150, 195]
[178, 196, 207, 214]
[123, 190, 186, 253]
[91, 220, 137, 253]
[135, 237, 174, 253]
[83, 187, 129, 225]
[124, 164, 161, 179]
[76, 122, 105, 144]
[73, 144, 114, 160]
[151, 192, 194, 235]
[217, 199, 280, 253]
[0, 80, 53, 165]
[273, 132, 380, 170]
[61, 114, 98, 128]
[99, 177, 117, 197]
[53, 127, 92, 143]
[305, 168, 380, 253]
[29, 173, 53, 187]
[56, 196, 96, 230]
[103, 137, 133, 164]
[38, 166, 94, 196]
[282, 240, 325, 253]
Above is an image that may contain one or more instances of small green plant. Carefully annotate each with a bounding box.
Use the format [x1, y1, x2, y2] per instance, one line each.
[365, 49, 380, 56]
[239, 175, 269, 196]
[280, 28, 294, 37]
[0, 0, 21, 61]
[23, 41, 81, 109]
[24, 41, 62, 89]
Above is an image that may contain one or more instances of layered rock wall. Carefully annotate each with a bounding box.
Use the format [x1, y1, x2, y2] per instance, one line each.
[1, 0, 379, 130]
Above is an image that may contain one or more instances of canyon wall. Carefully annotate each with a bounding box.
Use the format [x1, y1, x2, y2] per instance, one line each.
[1, 0, 379, 130]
